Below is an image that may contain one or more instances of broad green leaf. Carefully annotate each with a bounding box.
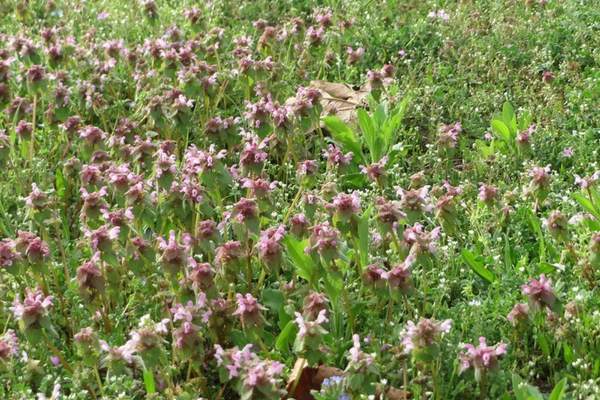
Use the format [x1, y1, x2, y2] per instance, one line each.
[537, 332, 550, 356]
[502, 101, 518, 135]
[461, 249, 496, 283]
[573, 192, 600, 220]
[55, 168, 66, 200]
[323, 116, 365, 163]
[382, 96, 410, 151]
[548, 378, 567, 400]
[491, 119, 511, 143]
[143, 370, 156, 394]
[357, 109, 379, 162]
[283, 235, 316, 283]
[275, 320, 298, 352]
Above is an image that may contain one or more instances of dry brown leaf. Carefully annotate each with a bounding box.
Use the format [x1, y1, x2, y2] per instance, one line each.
[309, 80, 369, 126]
[285, 359, 344, 400]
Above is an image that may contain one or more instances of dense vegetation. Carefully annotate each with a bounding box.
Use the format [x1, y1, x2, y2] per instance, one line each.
[0, 0, 599, 399]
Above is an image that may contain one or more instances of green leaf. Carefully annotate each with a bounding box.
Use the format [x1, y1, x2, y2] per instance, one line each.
[283, 235, 316, 284]
[357, 207, 371, 268]
[262, 289, 284, 313]
[461, 249, 496, 283]
[275, 320, 298, 352]
[357, 109, 378, 162]
[382, 96, 410, 152]
[548, 378, 567, 400]
[323, 116, 365, 163]
[502, 101, 518, 135]
[54, 168, 66, 200]
[573, 192, 600, 220]
[143, 370, 156, 394]
[526, 208, 546, 262]
[491, 119, 511, 143]
[537, 332, 550, 356]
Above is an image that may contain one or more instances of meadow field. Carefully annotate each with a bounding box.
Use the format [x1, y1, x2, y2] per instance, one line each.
[0, 0, 599, 398]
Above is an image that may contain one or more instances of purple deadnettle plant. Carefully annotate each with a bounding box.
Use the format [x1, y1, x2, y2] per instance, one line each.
[459, 337, 507, 384]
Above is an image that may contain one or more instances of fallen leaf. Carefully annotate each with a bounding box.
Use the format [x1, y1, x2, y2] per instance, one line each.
[285, 359, 344, 400]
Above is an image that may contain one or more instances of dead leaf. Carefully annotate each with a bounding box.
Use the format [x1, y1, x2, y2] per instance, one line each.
[285, 359, 344, 400]
[309, 80, 369, 126]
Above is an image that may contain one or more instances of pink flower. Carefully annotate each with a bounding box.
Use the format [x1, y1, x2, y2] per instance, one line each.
[574, 172, 599, 189]
[294, 309, 328, 338]
[478, 183, 498, 205]
[401, 318, 452, 354]
[507, 303, 529, 326]
[347, 334, 375, 371]
[459, 337, 507, 378]
[11, 287, 54, 328]
[331, 191, 361, 218]
[397, 186, 432, 216]
[233, 293, 266, 327]
[25, 183, 50, 210]
[0, 239, 19, 268]
[323, 144, 352, 168]
[438, 122, 462, 148]
[85, 225, 120, 253]
[257, 225, 286, 268]
[157, 230, 189, 274]
[306, 222, 340, 259]
[303, 292, 328, 318]
[521, 274, 556, 310]
[77, 252, 105, 298]
[0, 330, 19, 361]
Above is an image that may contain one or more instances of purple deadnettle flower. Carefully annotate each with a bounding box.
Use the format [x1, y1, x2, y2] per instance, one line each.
[543, 210, 570, 243]
[362, 264, 388, 290]
[397, 186, 432, 221]
[521, 274, 557, 311]
[478, 183, 498, 206]
[295, 309, 328, 339]
[401, 318, 452, 358]
[0, 239, 19, 269]
[186, 259, 215, 292]
[388, 254, 415, 294]
[346, 334, 375, 373]
[80, 187, 109, 220]
[438, 122, 462, 149]
[323, 144, 352, 169]
[331, 191, 361, 220]
[157, 230, 189, 275]
[562, 147, 574, 158]
[375, 196, 405, 231]
[257, 225, 286, 270]
[402, 223, 441, 260]
[303, 291, 328, 319]
[574, 172, 600, 190]
[77, 252, 105, 300]
[15, 120, 33, 140]
[459, 337, 507, 381]
[85, 224, 120, 254]
[11, 287, 54, 329]
[25, 183, 51, 211]
[360, 156, 388, 184]
[306, 222, 340, 261]
[233, 293, 266, 328]
[0, 330, 19, 361]
[507, 303, 529, 327]
[15, 231, 50, 266]
[79, 125, 107, 147]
